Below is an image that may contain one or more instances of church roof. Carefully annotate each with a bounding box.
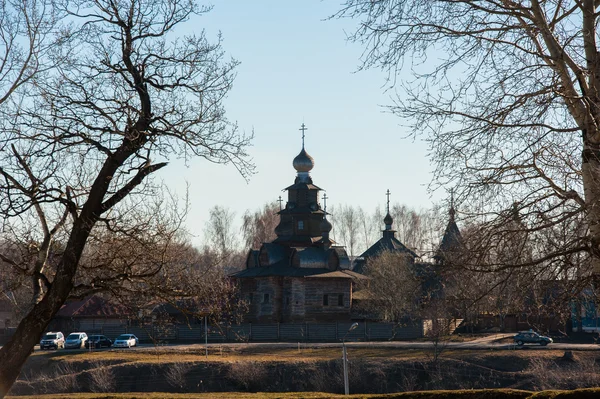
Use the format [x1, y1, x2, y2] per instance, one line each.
[231, 264, 366, 279]
[306, 269, 369, 279]
[277, 207, 324, 215]
[231, 265, 333, 278]
[283, 182, 323, 191]
[435, 204, 463, 262]
[358, 234, 417, 260]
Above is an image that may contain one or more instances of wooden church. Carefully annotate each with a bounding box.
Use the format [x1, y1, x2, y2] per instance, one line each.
[230, 125, 367, 322]
[231, 124, 462, 323]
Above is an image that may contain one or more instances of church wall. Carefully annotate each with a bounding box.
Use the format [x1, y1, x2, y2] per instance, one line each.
[281, 277, 306, 322]
[304, 278, 352, 322]
[239, 277, 283, 323]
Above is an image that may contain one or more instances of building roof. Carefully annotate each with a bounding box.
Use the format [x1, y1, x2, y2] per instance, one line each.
[231, 265, 366, 280]
[358, 234, 417, 261]
[231, 265, 334, 278]
[305, 269, 369, 280]
[434, 205, 463, 263]
[283, 182, 323, 191]
[56, 295, 129, 318]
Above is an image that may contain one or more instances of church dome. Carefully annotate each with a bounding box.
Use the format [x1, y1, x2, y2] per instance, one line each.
[320, 217, 332, 233]
[274, 222, 284, 236]
[293, 148, 314, 173]
[384, 212, 393, 227]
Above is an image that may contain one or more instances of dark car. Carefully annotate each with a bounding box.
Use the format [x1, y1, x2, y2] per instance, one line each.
[514, 330, 553, 346]
[85, 334, 112, 349]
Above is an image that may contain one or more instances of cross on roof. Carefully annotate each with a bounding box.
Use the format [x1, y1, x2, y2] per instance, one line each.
[277, 195, 283, 211]
[299, 123, 308, 148]
[386, 189, 391, 214]
[322, 193, 328, 213]
[449, 188, 455, 219]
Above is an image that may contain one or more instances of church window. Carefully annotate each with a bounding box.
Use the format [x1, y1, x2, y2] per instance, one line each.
[263, 293, 270, 304]
[248, 293, 253, 304]
[286, 297, 290, 305]
[323, 294, 343, 306]
[298, 220, 304, 230]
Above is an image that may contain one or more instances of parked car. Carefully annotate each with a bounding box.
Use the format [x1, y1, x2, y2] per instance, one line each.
[39, 332, 65, 350]
[113, 334, 138, 348]
[64, 332, 88, 349]
[514, 330, 553, 346]
[85, 334, 112, 349]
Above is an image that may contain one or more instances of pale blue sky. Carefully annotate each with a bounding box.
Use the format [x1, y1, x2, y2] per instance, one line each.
[159, 1, 442, 245]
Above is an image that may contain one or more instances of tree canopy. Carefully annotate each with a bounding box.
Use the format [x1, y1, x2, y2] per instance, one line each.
[336, 1, 600, 283]
[0, 1, 252, 396]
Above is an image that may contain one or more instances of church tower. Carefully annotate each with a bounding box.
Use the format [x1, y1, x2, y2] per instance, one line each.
[434, 192, 463, 266]
[273, 124, 331, 247]
[231, 124, 363, 323]
[353, 189, 417, 274]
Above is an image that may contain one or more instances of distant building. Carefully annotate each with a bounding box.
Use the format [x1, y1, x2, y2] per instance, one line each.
[231, 125, 366, 323]
[231, 125, 465, 324]
[353, 190, 419, 275]
[48, 294, 131, 332]
[351, 193, 461, 318]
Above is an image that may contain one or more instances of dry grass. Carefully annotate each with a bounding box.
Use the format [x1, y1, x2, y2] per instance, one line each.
[30, 346, 434, 365]
[9, 388, 600, 399]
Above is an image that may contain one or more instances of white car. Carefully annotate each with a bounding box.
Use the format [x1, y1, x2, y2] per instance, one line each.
[113, 334, 138, 348]
[40, 331, 65, 350]
[64, 332, 88, 349]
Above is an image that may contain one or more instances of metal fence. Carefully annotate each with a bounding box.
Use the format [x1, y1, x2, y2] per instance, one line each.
[76, 321, 424, 343]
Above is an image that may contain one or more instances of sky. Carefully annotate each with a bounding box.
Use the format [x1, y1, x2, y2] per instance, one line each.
[158, 1, 444, 246]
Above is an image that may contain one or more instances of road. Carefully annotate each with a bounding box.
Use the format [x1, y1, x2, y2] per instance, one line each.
[5, 334, 598, 353]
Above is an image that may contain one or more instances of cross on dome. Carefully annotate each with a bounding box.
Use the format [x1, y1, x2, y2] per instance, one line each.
[386, 189, 391, 214]
[299, 123, 308, 148]
[384, 189, 394, 230]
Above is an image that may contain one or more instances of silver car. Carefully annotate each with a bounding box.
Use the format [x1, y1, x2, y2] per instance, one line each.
[514, 330, 553, 346]
[64, 332, 88, 349]
[40, 332, 65, 350]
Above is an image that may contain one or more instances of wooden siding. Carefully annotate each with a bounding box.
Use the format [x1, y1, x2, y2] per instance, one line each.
[240, 276, 353, 323]
[304, 278, 352, 322]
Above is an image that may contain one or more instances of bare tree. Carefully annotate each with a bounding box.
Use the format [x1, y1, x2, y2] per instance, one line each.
[204, 205, 242, 271]
[241, 201, 279, 249]
[0, 1, 253, 395]
[359, 251, 422, 321]
[331, 204, 361, 257]
[0, 0, 60, 105]
[336, 1, 600, 283]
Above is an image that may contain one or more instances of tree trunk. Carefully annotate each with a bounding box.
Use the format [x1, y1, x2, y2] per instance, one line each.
[0, 218, 93, 397]
[582, 129, 600, 283]
[0, 282, 71, 397]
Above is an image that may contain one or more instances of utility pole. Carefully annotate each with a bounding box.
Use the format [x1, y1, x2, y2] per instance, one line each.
[342, 322, 358, 395]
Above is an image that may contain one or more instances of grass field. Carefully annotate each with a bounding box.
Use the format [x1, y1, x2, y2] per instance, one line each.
[11, 346, 600, 397]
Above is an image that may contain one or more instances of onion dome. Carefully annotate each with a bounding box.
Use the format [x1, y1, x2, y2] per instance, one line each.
[320, 217, 332, 234]
[384, 212, 393, 228]
[274, 222, 285, 237]
[293, 148, 314, 173]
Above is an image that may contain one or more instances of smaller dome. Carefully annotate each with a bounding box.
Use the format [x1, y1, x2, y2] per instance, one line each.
[384, 212, 393, 227]
[293, 148, 314, 173]
[274, 222, 285, 236]
[320, 217, 332, 233]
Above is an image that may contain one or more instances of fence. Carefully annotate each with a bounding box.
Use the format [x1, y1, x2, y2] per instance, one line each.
[76, 321, 424, 344]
